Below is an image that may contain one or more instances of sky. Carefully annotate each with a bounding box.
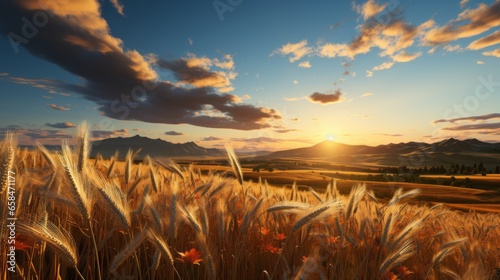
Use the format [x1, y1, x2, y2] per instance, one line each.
[0, 0, 499, 151]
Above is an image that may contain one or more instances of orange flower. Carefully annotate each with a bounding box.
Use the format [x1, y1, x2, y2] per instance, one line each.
[260, 227, 271, 236]
[381, 271, 398, 280]
[301, 256, 307, 262]
[275, 233, 286, 241]
[176, 248, 203, 265]
[397, 266, 414, 279]
[261, 243, 281, 254]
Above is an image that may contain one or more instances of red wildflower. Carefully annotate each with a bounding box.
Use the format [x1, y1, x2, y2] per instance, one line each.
[381, 271, 398, 280]
[301, 256, 307, 262]
[14, 234, 35, 251]
[261, 243, 281, 254]
[397, 266, 414, 279]
[260, 227, 271, 236]
[275, 233, 286, 241]
[176, 248, 203, 265]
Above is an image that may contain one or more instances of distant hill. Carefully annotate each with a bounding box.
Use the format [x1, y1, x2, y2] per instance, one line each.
[90, 135, 224, 159]
[263, 138, 500, 168]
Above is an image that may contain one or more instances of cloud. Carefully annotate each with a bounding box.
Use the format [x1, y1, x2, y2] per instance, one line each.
[110, 0, 124, 16]
[476, 60, 484, 64]
[318, 18, 419, 60]
[188, 38, 193, 46]
[48, 104, 70, 111]
[482, 48, 500, 57]
[392, 51, 422, 62]
[467, 30, 500, 50]
[433, 113, 500, 124]
[230, 137, 281, 143]
[132, 128, 141, 131]
[298, 61, 311, 68]
[460, 0, 469, 8]
[200, 136, 222, 141]
[0, 76, 70, 96]
[372, 61, 394, 71]
[92, 129, 128, 139]
[0, 0, 279, 131]
[293, 80, 298, 84]
[158, 54, 236, 92]
[272, 40, 312, 62]
[284, 96, 306, 102]
[164, 131, 185, 136]
[354, 0, 387, 20]
[308, 90, 344, 104]
[423, 1, 500, 46]
[378, 133, 403, 137]
[290, 118, 299, 122]
[45, 122, 76, 129]
[0, 126, 72, 143]
[366, 70, 374, 77]
[343, 70, 350, 76]
[354, 0, 388, 20]
[443, 44, 465, 52]
[442, 122, 500, 131]
[274, 129, 298, 133]
[361, 92, 374, 97]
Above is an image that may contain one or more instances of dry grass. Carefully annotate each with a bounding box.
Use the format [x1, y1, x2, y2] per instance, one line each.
[1, 124, 499, 280]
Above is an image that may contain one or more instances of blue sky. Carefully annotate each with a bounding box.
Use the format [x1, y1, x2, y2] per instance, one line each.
[0, 0, 499, 150]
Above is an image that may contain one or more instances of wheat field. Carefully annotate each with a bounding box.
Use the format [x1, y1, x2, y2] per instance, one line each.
[1, 125, 499, 280]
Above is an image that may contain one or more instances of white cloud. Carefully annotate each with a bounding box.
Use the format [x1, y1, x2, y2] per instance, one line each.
[272, 40, 312, 62]
[298, 61, 311, 68]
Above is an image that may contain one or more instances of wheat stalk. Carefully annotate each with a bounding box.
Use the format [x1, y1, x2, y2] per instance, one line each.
[292, 200, 342, 233]
[379, 239, 416, 274]
[225, 144, 243, 186]
[266, 201, 311, 213]
[18, 217, 78, 267]
[110, 230, 147, 274]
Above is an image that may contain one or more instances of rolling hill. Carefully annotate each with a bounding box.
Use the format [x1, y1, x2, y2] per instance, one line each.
[263, 138, 500, 168]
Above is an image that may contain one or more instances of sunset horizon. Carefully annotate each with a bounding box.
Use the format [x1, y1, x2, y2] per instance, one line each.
[1, 0, 499, 151]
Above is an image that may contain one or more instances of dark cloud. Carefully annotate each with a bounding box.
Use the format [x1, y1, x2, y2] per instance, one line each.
[0, 0, 279, 131]
[45, 122, 76, 129]
[48, 104, 70, 111]
[343, 70, 350, 76]
[200, 136, 223, 141]
[158, 59, 233, 91]
[378, 133, 403, 137]
[433, 113, 500, 124]
[92, 129, 128, 139]
[274, 129, 298, 133]
[164, 131, 184, 136]
[442, 122, 500, 131]
[230, 137, 281, 143]
[0, 127, 71, 142]
[308, 90, 344, 104]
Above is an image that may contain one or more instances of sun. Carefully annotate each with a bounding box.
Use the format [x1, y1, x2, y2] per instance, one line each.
[326, 134, 335, 141]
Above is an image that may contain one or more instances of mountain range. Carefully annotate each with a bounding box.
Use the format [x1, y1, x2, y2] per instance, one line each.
[86, 135, 499, 167]
[90, 135, 224, 159]
[264, 138, 500, 168]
